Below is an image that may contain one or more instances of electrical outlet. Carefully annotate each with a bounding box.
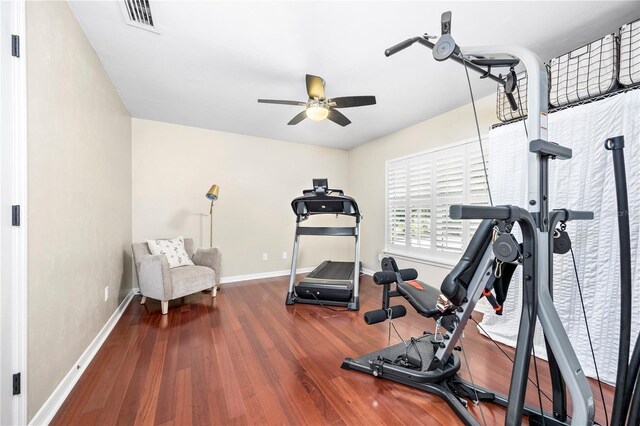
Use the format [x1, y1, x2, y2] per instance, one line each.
[104, 286, 109, 302]
[262, 253, 268, 261]
[282, 251, 287, 259]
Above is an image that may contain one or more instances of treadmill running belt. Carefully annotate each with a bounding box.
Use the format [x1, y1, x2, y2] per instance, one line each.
[310, 261, 354, 280]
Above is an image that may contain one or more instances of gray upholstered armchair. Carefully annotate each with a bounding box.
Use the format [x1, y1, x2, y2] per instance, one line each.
[132, 238, 222, 314]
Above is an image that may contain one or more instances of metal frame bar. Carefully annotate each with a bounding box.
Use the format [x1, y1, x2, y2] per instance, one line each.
[286, 221, 301, 304]
[351, 221, 361, 310]
[492, 84, 640, 129]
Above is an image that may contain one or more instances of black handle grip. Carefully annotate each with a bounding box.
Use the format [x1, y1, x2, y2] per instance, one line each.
[604, 135, 625, 151]
[385, 37, 417, 57]
[449, 204, 512, 220]
[505, 92, 519, 112]
[364, 305, 407, 325]
[483, 290, 503, 315]
[566, 210, 594, 221]
[373, 268, 418, 285]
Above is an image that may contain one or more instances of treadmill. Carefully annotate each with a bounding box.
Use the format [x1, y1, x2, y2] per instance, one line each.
[286, 179, 362, 311]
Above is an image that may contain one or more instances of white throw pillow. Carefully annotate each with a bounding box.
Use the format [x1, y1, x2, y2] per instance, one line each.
[146, 236, 194, 269]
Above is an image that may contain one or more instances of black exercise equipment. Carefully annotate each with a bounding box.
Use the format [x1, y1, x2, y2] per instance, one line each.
[341, 11, 625, 426]
[286, 179, 362, 310]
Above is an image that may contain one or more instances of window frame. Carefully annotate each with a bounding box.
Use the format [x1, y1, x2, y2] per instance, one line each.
[384, 135, 489, 267]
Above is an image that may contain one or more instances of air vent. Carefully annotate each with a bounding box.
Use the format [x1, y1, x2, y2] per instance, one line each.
[122, 0, 159, 33]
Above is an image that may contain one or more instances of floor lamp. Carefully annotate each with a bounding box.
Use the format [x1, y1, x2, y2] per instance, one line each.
[206, 184, 219, 247]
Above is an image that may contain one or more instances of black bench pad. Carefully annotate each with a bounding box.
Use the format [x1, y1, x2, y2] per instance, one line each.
[396, 280, 441, 318]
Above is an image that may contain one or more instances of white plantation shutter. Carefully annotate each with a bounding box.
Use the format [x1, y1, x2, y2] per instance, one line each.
[466, 142, 491, 239]
[387, 160, 408, 247]
[385, 138, 490, 263]
[409, 156, 432, 249]
[467, 142, 490, 199]
[434, 147, 465, 254]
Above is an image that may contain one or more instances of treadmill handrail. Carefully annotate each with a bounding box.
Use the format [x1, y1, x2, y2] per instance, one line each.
[296, 226, 358, 236]
[291, 192, 361, 220]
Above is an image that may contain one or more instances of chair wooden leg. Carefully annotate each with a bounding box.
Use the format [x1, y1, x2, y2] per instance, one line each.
[161, 301, 168, 315]
[212, 286, 218, 298]
[140, 296, 146, 305]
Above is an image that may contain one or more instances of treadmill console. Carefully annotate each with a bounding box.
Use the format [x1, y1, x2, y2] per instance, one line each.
[293, 179, 360, 218]
[313, 178, 328, 190]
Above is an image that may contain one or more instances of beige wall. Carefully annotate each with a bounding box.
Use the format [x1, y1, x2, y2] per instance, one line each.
[348, 95, 496, 283]
[132, 118, 353, 279]
[26, 1, 132, 420]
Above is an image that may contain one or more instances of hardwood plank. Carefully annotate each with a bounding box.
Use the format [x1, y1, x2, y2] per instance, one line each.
[114, 314, 161, 425]
[174, 368, 193, 425]
[189, 344, 216, 425]
[153, 309, 182, 424]
[133, 338, 167, 425]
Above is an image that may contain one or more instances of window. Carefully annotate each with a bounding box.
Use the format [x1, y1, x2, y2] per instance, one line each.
[385, 138, 490, 265]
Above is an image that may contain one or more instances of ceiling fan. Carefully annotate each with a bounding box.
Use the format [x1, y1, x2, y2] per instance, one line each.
[258, 74, 376, 126]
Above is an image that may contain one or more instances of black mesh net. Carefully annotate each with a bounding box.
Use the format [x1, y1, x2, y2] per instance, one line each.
[620, 19, 640, 87]
[549, 33, 618, 107]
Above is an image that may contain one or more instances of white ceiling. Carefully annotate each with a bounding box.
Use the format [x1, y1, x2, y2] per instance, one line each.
[68, 1, 640, 149]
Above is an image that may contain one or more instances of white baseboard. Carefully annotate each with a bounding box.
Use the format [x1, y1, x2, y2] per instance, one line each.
[29, 289, 136, 426]
[220, 267, 314, 285]
[362, 268, 375, 276]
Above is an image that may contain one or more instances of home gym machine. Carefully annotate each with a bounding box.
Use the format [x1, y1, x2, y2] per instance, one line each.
[286, 179, 362, 311]
[342, 12, 605, 425]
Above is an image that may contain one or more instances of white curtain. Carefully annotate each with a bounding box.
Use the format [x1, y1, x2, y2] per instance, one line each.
[479, 89, 640, 384]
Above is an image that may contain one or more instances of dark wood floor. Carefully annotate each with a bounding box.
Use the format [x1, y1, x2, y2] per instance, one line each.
[52, 274, 613, 425]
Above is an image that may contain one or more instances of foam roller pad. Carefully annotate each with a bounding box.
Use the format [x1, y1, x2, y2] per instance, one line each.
[373, 268, 418, 284]
[364, 305, 407, 325]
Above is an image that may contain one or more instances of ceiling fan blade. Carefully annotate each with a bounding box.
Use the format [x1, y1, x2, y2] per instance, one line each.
[329, 95, 377, 108]
[287, 110, 308, 125]
[306, 74, 326, 101]
[258, 99, 307, 106]
[327, 108, 351, 127]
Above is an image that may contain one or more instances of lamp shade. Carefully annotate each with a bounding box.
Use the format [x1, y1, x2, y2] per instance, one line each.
[206, 184, 220, 201]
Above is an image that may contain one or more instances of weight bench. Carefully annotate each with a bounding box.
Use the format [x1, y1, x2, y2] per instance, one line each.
[366, 219, 513, 327]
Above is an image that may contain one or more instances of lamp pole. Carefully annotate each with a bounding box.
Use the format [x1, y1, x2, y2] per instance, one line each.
[209, 200, 214, 248]
[206, 184, 219, 248]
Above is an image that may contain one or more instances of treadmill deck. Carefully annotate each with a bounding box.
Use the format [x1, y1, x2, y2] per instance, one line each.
[299, 260, 356, 286]
[295, 260, 356, 302]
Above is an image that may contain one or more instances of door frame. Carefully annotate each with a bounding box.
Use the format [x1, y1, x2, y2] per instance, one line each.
[0, 0, 27, 424]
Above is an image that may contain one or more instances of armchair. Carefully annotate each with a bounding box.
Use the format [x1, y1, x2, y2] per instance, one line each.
[132, 238, 222, 314]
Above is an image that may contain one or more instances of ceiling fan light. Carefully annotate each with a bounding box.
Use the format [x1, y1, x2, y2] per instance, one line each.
[306, 105, 329, 121]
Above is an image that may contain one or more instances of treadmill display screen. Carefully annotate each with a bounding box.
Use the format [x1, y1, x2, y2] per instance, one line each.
[313, 178, 328, 189]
